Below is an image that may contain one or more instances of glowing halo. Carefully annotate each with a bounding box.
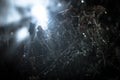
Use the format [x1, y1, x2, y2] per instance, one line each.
[31, 5, 48, 30]
[16, 27, 30, 42]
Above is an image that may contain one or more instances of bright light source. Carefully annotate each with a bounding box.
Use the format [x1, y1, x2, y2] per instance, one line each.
[81, 0, 84, 3]
[57, 3, 62, 7]
[31, 5, 48, 30]
[16, 27, 29, 42]
[105, 11, 107, 14]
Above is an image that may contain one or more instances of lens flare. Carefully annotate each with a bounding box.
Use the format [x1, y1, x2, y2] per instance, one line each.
[16, 27, 29, 42]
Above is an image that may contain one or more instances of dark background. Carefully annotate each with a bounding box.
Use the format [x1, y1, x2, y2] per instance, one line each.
[0, 0, 120, 80]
